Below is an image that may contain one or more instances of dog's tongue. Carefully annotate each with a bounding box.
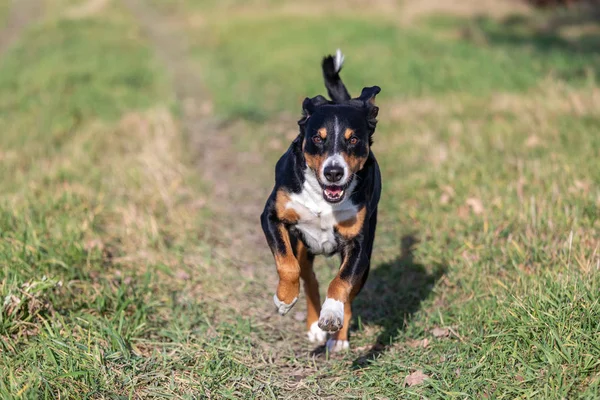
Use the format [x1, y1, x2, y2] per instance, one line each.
[326, 187, 343, 196]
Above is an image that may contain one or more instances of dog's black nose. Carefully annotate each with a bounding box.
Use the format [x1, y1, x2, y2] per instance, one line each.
[324, 166, 344, 183]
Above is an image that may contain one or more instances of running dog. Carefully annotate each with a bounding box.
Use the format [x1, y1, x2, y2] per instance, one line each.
[261, 50, 382, 351]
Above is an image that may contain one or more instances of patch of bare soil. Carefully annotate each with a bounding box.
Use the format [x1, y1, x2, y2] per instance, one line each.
[0, 0, 44, 57]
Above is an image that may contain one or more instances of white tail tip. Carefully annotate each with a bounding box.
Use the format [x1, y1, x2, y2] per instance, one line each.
[334, 49, 344, 73]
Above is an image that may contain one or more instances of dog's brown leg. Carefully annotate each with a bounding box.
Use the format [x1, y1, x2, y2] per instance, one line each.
[319, 241, 370, 352]
[271, 224, 301, 314]
[318, 274, 354, 351]
[259, 190, 304, 314]
[297, 241, 326, 343]
[325, 283, 361, 351]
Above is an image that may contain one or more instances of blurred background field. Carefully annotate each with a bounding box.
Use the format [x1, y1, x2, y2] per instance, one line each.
[0, 0, 598, 398]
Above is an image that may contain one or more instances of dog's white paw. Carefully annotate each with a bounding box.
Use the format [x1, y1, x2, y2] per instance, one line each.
[326, 339, 349, 352]
[273, 294, 297, 316]
[318, 298, 344, 332]
[307, 321, 327, 344]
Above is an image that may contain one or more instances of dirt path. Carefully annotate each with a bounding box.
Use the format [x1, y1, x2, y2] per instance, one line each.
[122, 0, 270, 265]
[0, 0, 43, 57]
[123, 0, 309, 349]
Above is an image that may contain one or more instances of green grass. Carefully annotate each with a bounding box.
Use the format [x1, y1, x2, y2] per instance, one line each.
[169, 2, 600, 397]
[1, 0, 599, 398]
[0, 2, 239, 398]
[187, 9, 600, 120]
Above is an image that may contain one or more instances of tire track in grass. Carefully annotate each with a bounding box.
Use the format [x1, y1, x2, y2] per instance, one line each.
[0, 0, 43, 57]
[123, 0, 311, 355]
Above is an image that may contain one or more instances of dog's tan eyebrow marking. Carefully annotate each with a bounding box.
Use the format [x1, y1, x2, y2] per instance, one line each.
[318, 128, 327, 139]
[344, 128, 354, 140]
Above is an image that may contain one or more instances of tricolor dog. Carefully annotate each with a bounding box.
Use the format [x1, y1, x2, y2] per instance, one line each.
[261, 50, 382, 352]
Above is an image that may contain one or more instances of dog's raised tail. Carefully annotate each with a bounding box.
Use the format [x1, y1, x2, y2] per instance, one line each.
[322, 49, 351, 103]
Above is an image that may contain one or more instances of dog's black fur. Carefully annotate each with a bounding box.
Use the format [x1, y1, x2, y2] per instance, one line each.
[260, 51, 382, 350]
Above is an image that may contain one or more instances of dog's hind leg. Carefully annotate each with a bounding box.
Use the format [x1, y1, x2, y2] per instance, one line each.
[297, 241, 326, 344]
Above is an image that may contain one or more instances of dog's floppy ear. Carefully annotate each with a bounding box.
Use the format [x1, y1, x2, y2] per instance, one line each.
[298, 95, 329, 126]
[357, 86, 381, 119]
[348, 86, 381, 144]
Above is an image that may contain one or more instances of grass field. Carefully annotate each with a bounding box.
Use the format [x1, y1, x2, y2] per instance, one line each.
[1, 0, 599, 398]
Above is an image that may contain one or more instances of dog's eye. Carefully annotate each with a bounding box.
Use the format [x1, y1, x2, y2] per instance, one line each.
[349, 137, 359, 145]
[312, 136, 323, 144]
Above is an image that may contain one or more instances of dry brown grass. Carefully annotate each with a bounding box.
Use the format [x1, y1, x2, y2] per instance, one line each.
[97, 108, 200, 267]
[399, 0, 531, 24]
[7, 107, 203, 271]
[386, 81, 600, 124]
[156, 0, 532, 28]
[64, 0, 111, 19]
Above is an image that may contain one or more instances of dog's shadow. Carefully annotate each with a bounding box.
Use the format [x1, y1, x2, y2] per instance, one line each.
[350, 234, 446, 366]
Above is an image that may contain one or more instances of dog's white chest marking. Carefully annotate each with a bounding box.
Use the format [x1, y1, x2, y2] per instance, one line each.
[287, 170, 357, 255]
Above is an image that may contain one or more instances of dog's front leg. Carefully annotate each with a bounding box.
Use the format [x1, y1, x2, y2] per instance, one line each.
[319, 240, 370, 351]
[261, 212, 300, 315]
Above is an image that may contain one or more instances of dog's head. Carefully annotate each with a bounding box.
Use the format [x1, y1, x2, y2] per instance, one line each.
[298, 86, 380, 203]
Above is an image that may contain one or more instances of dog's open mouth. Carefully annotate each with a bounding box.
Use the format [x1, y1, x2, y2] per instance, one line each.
[323, 185, 345, 203]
